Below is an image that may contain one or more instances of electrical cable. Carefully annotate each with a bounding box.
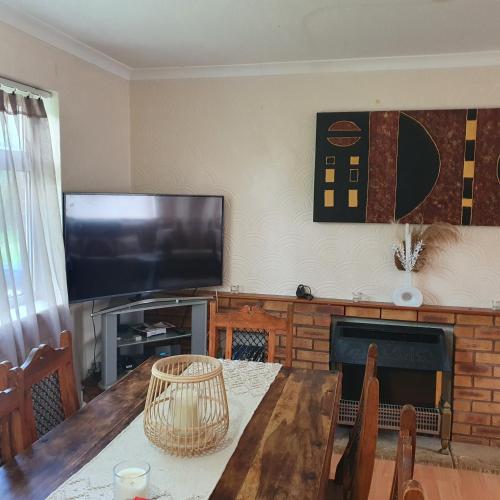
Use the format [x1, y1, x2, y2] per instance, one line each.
[91, 299, 98, 375]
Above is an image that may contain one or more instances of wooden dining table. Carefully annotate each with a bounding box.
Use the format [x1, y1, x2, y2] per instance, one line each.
[0, 357, 341, 500]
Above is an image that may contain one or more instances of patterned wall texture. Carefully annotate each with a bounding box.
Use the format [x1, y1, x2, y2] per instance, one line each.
[130, 70, 500, 309]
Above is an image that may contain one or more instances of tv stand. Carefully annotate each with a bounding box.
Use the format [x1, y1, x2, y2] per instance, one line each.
[92, 296, 210, 388]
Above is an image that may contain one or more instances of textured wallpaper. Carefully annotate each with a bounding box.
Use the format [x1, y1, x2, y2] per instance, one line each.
[130, 69, 500, 309]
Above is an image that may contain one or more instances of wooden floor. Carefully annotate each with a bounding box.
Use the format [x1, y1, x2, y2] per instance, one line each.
[330, 454, 500, 500]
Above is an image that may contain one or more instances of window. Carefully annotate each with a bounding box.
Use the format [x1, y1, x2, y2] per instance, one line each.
[0, 114, 31, 312]
[0, 172, 32, 303]
[0, 87, 66, 362]
[0, 92, 61, 318]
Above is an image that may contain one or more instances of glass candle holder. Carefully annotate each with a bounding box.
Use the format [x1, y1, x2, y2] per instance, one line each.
[113, 460, 150, 500]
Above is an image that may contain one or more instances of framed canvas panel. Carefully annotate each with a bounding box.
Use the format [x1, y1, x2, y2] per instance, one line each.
[313, 109, 500, 226]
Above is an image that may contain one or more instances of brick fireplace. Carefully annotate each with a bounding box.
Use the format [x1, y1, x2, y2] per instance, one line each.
[148, 292, 500, 447]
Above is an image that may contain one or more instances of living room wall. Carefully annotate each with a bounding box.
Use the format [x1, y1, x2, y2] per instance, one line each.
[130, 66, 500, 309]
[0, 21, 131, 378]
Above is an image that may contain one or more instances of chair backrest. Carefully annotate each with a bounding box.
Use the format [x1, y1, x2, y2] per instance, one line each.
[208, 302, 294, 367]
[334, 343, 379, 500]
[334, 376, 379, 500]
[362, 343, 378, 390]
[320, 371, 343, 500]
[0, 361, 12, 389]
[390, 405, 425, 500]
[0, 367, 26, 463]
[338, 343, 378, 461]
[352, 342, 378, 433]
[0, 360, 13, 462]
[20, 330, 79, 446]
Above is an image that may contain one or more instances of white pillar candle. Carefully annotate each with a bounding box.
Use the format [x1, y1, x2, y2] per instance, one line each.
[172, 387, 200, 432]
[113, 467, 149, 500]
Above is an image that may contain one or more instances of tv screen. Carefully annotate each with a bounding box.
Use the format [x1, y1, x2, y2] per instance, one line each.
[63, 193, 223, 302]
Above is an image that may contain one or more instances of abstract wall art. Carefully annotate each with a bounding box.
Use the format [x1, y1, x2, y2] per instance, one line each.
[313, 109, 500, 226]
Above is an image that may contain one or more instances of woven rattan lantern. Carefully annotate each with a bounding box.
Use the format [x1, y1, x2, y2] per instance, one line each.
[143, 355, 229, 456]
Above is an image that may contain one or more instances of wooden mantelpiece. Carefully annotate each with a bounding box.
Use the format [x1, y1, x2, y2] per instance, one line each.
[213, 291, 500, 319]
[148, 291, 500, 447]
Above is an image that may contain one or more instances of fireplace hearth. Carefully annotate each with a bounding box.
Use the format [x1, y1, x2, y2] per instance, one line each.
[330, 317, 454, 452]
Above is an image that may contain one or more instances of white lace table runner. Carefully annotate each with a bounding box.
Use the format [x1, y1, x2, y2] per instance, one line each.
[47, 360, 281, 500]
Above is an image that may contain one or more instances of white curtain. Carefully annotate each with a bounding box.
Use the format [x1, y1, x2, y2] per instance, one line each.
[0, 89, 71, 364]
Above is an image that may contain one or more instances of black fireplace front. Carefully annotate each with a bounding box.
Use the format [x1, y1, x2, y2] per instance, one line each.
[341, 365, 437, 407]
[330, 316, 454, 451]
[331, 319, 452, 372]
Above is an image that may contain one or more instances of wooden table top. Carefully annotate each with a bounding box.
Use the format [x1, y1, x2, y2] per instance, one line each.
[211, 367, 340, 500]
[0, 358, 340, 500]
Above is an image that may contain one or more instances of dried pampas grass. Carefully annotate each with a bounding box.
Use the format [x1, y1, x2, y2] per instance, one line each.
[393, 221, 460, 272]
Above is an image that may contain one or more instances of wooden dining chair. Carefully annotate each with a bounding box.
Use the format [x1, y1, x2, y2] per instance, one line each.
[320, 371, 344, 500]
[0, 360, 12, 462]
[360, 343, 378, 391]
[0, 366, 26, 463]
[336, 343, 378, 471]
[20, 330, 80, 446]
[328, 343, 379, 500]
[208, 301, 294, 367]
[390, 405, 426, 500]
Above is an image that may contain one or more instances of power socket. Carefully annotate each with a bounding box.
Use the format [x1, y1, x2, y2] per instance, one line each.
[492, 300, 500, 311]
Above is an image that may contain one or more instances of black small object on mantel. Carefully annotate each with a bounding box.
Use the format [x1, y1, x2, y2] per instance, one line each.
[296, 284, 314, 301]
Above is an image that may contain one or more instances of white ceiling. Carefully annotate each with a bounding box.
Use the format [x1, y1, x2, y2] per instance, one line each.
[1, 0, 500, 79]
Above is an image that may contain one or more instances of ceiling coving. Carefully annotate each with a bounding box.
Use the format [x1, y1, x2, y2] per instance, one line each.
[1, 0, 500, 78]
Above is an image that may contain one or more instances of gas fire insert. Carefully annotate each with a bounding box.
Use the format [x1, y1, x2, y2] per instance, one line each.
[330, 317, 454, 453]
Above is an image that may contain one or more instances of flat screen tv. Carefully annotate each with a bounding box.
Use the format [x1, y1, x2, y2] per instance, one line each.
[63, 193, 224, 302]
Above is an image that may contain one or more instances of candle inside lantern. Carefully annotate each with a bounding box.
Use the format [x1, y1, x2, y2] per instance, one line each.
[171, 386, 200, 432]
[113, 462, 150, 500]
